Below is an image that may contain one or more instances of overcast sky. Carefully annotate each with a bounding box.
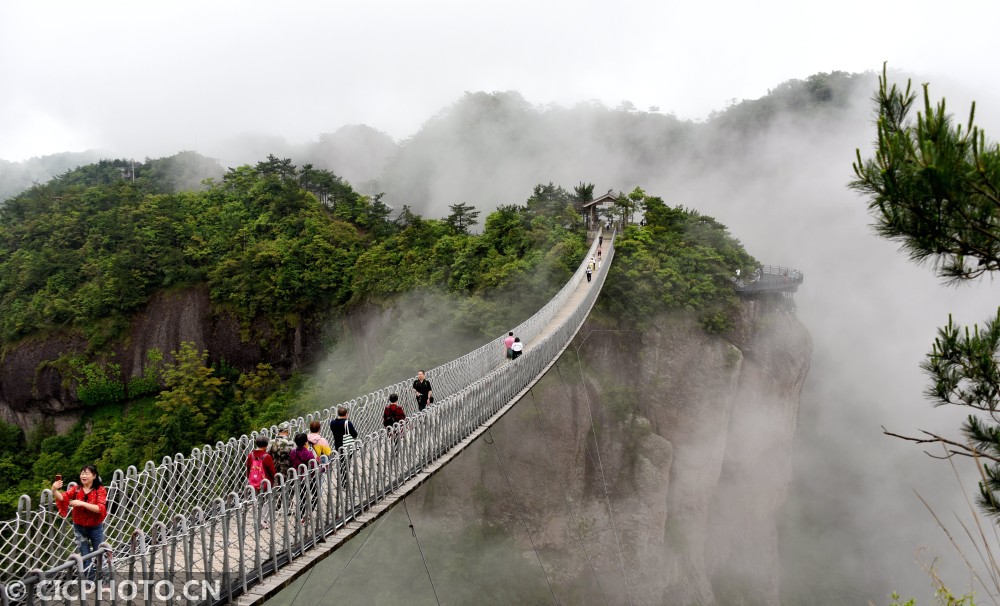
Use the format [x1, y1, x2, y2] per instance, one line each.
[2, 0, 999, 162]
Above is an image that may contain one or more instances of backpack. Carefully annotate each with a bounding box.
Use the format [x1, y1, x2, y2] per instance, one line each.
[383, 404, 405, 427]
[308, 435, 332, 458]
[248, 452, 266, 489]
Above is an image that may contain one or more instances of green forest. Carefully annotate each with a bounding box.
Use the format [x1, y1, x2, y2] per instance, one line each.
[0, 149, 756, 518]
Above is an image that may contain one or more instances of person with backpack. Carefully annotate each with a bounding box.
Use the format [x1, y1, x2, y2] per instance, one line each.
[247, 436, 277, 493]
[382, 394, 406, 479]
[267, 422, 295, 514]
[289, 433, 319, 518]
[268, 422, 295, 479]
[383, 393, 406, 428]
[412, 370, 433, 412]
[247, 436, 278, 528]
[307, 421, 332, 460]
[53, 465, 108, 580]
[329, 406, 359, 493]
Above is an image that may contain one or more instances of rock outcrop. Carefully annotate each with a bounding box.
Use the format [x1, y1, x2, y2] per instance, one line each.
[405, 297, 811, 605]
[0, 287, 324, 431]
[0, 283, 810, 604]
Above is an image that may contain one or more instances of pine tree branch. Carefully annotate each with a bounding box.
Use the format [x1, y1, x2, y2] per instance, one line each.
[882, 426, 1000, 464]
[946, 202, 1000, 255]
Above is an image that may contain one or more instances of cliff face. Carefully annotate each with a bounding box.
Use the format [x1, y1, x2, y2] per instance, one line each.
[1, 285, 811, 604]
[407, 297, 811, 605]
[0, 287, 326, 431]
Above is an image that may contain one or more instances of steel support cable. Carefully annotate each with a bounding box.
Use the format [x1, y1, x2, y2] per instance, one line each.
[570, 331, 635, 606]
[528, 389, 610, 605]
[308, 505, 393, 606]
[553, 364, 603, 482]
[403, 499, 442, 606]
[485, 427, 560, 606]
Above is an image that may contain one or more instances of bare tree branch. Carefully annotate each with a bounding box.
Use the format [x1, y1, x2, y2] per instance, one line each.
[882, 426, 1000, 464]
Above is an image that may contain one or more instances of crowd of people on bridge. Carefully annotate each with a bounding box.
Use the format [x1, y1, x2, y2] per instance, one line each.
[40, 237, 612, 579]
[48, 323, 541, 575]
[503, 332, 524, 360]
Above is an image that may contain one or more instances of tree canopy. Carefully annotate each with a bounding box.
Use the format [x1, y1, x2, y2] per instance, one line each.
[605, 196, 757, 332]
[0, 159, 761, 521]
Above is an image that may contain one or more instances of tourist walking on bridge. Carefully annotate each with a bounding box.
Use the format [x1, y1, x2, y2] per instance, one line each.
[330, 406, 359, 491]
[586, 262, 593, 283]
[383, 393, 406, 428]
[268, 422, 295, 478]
[307, 421, 332, 460]
[511, 337, 523, 360]
[248, 436, 278, 528]
[383, 394, 407, 481]
[290, 433, 319, 519]
[268, 423, 295, 515]
[330, 407, 359, 450]
[247, 437, 277, 493]
[504, 331, 515, 360]
[413, 370, 433, 412]
[53, 465, 108, 580]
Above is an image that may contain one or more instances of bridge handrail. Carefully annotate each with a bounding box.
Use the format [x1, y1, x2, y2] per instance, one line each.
[0, 230, 613, 588]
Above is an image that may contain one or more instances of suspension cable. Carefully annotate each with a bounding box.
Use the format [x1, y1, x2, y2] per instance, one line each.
[486, 427, 560, 605]
[566, 330, 636, 606]
[310, 505, 393, 605]
[403, 498, 442, 606]
[529, 389, 610, 605]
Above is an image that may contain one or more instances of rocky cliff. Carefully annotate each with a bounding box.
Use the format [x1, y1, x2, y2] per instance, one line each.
[398, 296, 811, 605]
[1, 283, 810, 604]
[0, 287, 325, 432]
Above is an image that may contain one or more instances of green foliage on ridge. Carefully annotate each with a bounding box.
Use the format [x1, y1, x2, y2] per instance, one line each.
[0, 143, 760, 521]
[606, 196, 757, 332]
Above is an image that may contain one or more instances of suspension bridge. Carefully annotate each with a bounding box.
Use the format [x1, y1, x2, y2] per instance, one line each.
[0, 230, 801, 605]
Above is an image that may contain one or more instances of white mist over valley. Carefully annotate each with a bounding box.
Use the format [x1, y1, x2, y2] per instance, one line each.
[5, 1, 1000, 603]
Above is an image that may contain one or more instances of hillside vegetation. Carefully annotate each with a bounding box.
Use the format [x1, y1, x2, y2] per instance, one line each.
[0, 65, 800, 517]
[0, 158, 592, 515]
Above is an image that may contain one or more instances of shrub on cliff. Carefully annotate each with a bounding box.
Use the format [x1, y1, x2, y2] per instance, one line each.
[0, 156, 369, 344]
[606, 195, 756, 332]
[0, 168, 590, 513]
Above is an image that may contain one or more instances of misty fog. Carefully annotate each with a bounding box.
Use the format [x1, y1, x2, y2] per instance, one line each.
[7, 63, 1000, 602]
[312, 73, 1000, 601]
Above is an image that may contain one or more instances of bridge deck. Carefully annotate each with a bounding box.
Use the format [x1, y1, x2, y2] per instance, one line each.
[0, 235, 615, 606]
[0, 233, 804, 606]
[234, 252, 605, 604]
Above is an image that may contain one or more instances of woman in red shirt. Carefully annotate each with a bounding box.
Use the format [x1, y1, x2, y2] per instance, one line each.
[52, 465, 108, 580]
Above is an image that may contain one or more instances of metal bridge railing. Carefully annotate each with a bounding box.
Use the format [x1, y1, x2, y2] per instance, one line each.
[733, 264, 804, 293]
[0, 231, 615, 605]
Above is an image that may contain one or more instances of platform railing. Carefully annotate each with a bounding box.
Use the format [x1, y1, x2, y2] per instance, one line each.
[733, 264, 804, 292]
